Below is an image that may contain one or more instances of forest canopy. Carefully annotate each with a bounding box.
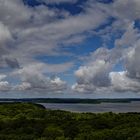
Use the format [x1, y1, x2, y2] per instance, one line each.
[0, 103, 139, 140]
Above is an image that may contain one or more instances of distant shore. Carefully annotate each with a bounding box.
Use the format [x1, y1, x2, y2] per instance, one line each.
[0, 98, 139, 104]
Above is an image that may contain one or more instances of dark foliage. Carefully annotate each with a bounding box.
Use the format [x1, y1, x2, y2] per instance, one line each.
[0, 103, 139, 140]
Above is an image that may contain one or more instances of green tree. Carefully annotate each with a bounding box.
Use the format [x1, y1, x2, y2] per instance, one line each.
[43, 126, 64, 140]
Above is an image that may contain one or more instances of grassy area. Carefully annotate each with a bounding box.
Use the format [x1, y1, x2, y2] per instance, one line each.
[0, 103, 139, 139]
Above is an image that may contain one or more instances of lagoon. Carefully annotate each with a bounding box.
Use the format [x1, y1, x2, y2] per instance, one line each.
[40, 101, 140, 113]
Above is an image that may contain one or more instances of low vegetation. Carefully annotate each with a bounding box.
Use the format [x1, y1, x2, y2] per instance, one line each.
[0, 103, 139, 140]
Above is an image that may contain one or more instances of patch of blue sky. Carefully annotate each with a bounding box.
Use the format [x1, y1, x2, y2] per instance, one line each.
[0, 67, 15, 73]
[42, 58, 81, 85]
[6, 77, 21, 86]
[35, 34, 103, 65]
[35, 55, 74, 64]
[104, 35, 117, 49]
[51, 64, 79, 85]
[134, 20, 140, 30]
[95, 17, 116, 32]
[61, 35, 103, 56]
[0, 67, 20, 86]
[46, 69, 77, 85]
[97, 0, 114, 4]
[35, 52, 81, 84]
[47, 0, 87, 15]
[23, 0, 41, 6]
[36, 37, 124, 82]
[104, 29, 124, 49]
[58, 73, 76, 85]
[23, 0, 87, 15]
[113, 61, 125, 72]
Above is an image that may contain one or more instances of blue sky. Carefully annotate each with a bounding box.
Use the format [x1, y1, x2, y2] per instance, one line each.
[0, 0, 140, 98]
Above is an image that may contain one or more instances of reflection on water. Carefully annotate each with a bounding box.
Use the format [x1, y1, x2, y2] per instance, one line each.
[40, 101, 140, 113]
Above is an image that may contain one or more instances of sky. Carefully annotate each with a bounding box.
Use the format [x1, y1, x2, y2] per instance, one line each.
[0, 0, 140, 98]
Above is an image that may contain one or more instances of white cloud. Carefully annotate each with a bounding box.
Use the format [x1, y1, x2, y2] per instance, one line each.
[75, 59, 111, 86]
[0, 0, 109, 72]
[72, 83, 96, 93]
[115, 22, 140, 48]
[0, 0, 111, 93]
[0, 74, 11, 91]
[15, 82, 31, 91]
[110, 71, 140, 92]
[72, 24, 140, 93]
[120, 37, 140, 81]
[0, 63, 68, 92]
[44, 62, 74, 73]
[0, 22, 11, 45]
[12, 63, 67, 92]
[71, 0, 140, 94]
[0, 81, 10, 91]
[0, 75, 7, 81]
[72, 47, 113, 93]
[112, 0, 140, 21]
[73, 39, 140, 93]
[0, 0, 140, 95]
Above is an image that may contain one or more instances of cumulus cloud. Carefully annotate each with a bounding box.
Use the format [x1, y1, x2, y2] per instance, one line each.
[109, 38, 140, 93]
[4, 57, 20, 68]
[0, 75, 6, 81]
[0, 75, 11, 91]
[0, 81, 11, 91]
[73, 38, 140, 93]
[110, 71, 140, 92]
[115, 23, 140, 48]
[72, 47, 112, 93]
[0, 2, 108, 65]
[0, 66, 67, 92]
[125, 42, 140, 79]
[73, 41, 140, 93]
[112, 0, 140, 21]
[0, 0, 111, 93]
[15, 82, 31, 91]
[72, 21, 140, 93]
[75, 59, 111, 87]
[44, 62, 74, 73]
[12, 63, 67, 92]
[0, 0, 140, 95]
[72, 0, 140, 94]
[0, 22, 12, 45]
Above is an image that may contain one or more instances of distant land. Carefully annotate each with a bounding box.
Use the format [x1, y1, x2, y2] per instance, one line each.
[0, 98, 140, 104]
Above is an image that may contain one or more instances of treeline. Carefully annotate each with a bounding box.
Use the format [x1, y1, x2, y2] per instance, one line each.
[0, 103, 139, 139]
[0, 98, 135, 104]
[36, 98, 132, 104]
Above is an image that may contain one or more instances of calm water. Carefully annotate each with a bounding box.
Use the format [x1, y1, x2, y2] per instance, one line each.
[40, 101, 140, 113]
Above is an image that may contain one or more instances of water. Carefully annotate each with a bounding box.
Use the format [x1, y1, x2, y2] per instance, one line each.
[40, 101, 140, 113]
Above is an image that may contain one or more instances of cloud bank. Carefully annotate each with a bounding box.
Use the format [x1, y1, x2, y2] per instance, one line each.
[0, 0, 140, 97]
